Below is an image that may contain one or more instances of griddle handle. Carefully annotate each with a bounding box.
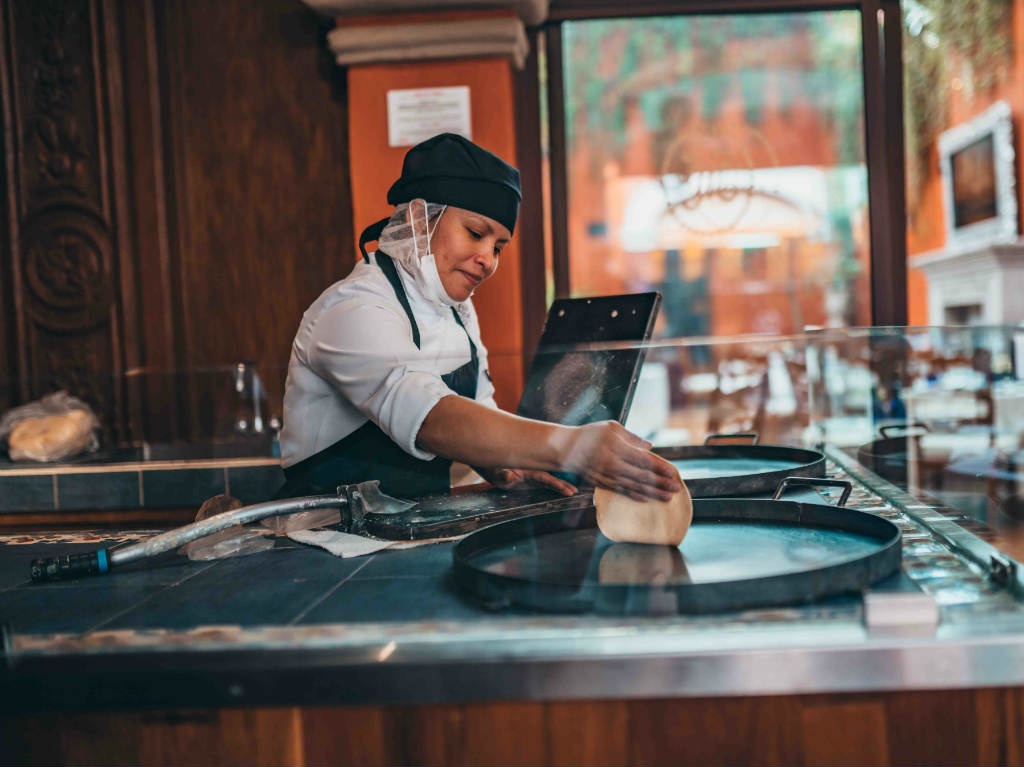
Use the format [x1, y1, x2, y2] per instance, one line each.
[30, 550, 109, 583]
[703, 432, 759, 446]
[879, 422, 929, 439]
[772, 477, 852, 506]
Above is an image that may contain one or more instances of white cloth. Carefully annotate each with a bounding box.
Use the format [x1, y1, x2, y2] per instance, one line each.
[279, 253, 498, 468]
[287, 528, 458, 558]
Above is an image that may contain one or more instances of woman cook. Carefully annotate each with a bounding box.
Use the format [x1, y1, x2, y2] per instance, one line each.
[279, 133, 679, 501]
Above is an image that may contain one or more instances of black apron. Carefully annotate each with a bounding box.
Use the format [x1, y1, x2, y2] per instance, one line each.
[278, 251, 479, 499]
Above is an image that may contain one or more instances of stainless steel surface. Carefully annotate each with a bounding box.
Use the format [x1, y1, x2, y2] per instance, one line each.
[826, 446, 1024, 600]
[9, 611, 1024, 705]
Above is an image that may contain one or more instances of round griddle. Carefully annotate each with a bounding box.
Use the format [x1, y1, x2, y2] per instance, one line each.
[453, 481, 901, 615]
[856, 423, 932, 487]
[653, 434, 825, 497]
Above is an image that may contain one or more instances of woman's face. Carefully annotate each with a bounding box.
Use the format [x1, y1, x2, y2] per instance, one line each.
[427, 205, 511, 302]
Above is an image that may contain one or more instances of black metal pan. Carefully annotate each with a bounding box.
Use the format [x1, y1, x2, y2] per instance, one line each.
[453, 478, 900, 615]
[856, 423, 940, 487]
[653, 433, 826, 497]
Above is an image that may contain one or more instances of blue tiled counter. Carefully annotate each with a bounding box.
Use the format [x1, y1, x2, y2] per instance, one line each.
[0, 456, 284, 513]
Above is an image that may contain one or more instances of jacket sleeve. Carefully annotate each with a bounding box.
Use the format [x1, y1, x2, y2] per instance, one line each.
[305, 300, 456, 460]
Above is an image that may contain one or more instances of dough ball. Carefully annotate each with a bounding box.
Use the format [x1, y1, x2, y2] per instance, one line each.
[594, 467, 692, 546]
[8, 409, 95, 462]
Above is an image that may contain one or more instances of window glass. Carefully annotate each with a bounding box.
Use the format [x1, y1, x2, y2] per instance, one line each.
[562, 12, 871, 340]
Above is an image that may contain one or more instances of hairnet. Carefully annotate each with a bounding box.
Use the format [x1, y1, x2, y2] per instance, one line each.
[373, 199, 473, 314]
[377, 200, 447, 274]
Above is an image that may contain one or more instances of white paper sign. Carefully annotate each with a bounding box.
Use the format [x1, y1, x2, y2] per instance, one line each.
[387, 86, 472, 148]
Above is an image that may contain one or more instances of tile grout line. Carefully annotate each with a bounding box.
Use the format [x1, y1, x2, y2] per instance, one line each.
[81, 561, 223, 634]
[138, 470, 145, 506]
[52, 474, 59, 510]
[287, 557, 376, 626]
[348, 574, 437, 581]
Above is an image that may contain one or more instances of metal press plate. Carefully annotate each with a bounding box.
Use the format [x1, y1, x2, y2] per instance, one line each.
[652, 445, 826, 497]
[516, 292, 660, 427]
[364, 485, 593, 540]
[453, 499, 901, 615]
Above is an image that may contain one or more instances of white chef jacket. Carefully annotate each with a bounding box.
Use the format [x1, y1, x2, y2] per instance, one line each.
[279, 253, 498, 469]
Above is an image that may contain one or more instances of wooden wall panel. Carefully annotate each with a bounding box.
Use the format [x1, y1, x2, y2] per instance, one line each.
[799, 701, 889, 766]
[0, 0, 126, 441]
[0, 0, 354, 442]
[159, 0, 353, 403]
[546, 700, 630, 766]
[7, 688, 1024, 766]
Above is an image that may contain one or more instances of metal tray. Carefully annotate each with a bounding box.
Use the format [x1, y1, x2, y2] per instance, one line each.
[453, 479, 901, 615]
[653, 433, 826, 497]
[368, 435, 825, 540]
[856, 423, 934, 487]
[516, 292, 661, 427]
[364, 485, 592, 540]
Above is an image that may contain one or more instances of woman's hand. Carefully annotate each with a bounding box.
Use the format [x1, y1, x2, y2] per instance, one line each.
[477, 467, 577, 496]
[558, 421, 681, 501]
[416, 398, 678, 501]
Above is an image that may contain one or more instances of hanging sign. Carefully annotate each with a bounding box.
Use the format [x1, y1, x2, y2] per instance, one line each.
[387, 86, 472, 148]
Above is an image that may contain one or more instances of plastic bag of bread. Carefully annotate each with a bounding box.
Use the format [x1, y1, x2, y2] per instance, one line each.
[0, 391, 100, 462]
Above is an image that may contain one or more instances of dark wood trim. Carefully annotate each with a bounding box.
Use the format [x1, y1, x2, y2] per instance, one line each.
[0, 507, 195, 530]
[142, 0, 177, 375]
[156, 0, 197, 439]
[549, 0, 861, 21]
[0, 0, 17, 408]
[544, 23, 571, 299]
[861, 0, 908, 326]
[100, 0, 133, 443]
[514, 26, 549, 369]
[0, 0, 28, 402]
[112, 0, 182, 441]
[879, 0, 908, 326]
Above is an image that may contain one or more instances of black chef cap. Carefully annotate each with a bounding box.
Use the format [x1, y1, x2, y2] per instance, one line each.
[359, 133, 521, 262]
[388, 133, 521, 234]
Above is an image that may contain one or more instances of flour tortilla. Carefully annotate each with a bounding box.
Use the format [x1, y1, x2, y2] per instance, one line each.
[594, 463, 692, 546]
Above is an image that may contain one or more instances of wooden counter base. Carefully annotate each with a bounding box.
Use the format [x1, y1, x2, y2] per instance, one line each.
[3, 686, 1019, 766]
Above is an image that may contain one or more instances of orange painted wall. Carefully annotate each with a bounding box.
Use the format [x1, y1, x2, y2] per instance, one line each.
[906, 0, 1024, 325]
[346, 56, 524, 411]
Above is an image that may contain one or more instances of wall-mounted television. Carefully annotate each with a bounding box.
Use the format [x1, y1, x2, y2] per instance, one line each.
[938, 100, 1018, 250]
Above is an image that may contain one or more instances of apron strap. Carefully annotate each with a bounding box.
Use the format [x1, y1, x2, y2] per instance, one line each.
[358, 217, 391, 263]
[450, 307, 478, 366]
[375, 251, 421, 349]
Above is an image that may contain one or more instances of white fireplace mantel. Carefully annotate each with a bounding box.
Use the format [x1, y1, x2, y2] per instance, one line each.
[302, 0, 545, 68]
[304, 0, 548, 25]
[914, 238, 1024, 326]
